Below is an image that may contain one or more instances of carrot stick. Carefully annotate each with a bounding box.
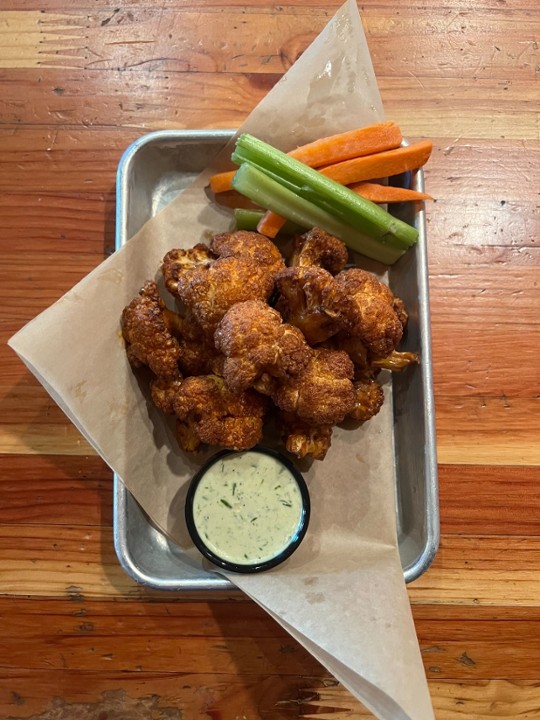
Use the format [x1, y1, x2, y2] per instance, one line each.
[257, 210, 288, 237]
[290, 121, 402, 167]
[319, 140, 433, 185]
[209, 170, 236, 194]
[256, 141, 433, 237]
[209, 122, 403, 194]
[349, 182, 433, 203]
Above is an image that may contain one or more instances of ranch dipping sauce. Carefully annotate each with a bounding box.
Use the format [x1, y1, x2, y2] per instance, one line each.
[186, 448, 310, 572]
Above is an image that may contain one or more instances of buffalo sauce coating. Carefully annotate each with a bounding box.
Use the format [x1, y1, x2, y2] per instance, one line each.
[192, 452, 304, 565]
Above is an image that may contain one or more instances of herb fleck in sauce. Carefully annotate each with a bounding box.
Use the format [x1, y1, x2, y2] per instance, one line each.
[192, 452, 304, 565]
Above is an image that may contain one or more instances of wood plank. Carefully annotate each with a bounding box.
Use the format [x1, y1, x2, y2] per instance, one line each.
[426, 203, 539, 255]
[1, 6, 538, 85]
[305, 679, 540, 719]
[2, 595, 539, 640]
[0, 385, 89, 426]
[0, 670, 361, 720]
[2, 671, 540, 720]
[429, 266, 539, 325]
[1, 68, 539, 141]
[2, 455, 539, 537]
[431, 330, 539, 396]
[0, 455, 111, 526]
[0, 193, 115, 254]
[2, 595, 540, 681]
[1, 391, 538, 463]
[1, 195, 538, 262]
[0, 133, 537, 205]
[0, 630, 324, 677]
[2, 397, 539, 464]
[424, 142, 540, 200]
[435, 395, 540, 466]
[2, 594, 540, 647]
[0, 597, 283, 639]
[413, 603, 540, 622]
[0, 71, 275, 131]
[1, 524, 540, 606]
[5, 0, 540, 10]
[438, 465, 540, 536]
[409, 535, 540, 607]
[0, 424, 95, 457]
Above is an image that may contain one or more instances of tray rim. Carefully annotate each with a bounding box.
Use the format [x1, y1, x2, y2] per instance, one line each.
[113, 128, 439, 590]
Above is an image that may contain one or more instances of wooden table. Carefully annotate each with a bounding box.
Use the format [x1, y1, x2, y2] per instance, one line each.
[1, 0, 539, 717]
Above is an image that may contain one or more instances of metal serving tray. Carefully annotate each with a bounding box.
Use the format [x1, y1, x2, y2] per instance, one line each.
[113, 130, 439, 591]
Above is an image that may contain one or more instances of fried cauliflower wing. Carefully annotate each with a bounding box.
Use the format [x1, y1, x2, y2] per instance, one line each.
[173, 256, 276, 334]
[280, 411, 333, 461]
[150, 376, 183, 415]
[210, 230, 285, 276]
[335, 268, 406, 357]
[272, 348, 355, 425]
[162, 244, 216, 296]
[349, 379, 385, 422]
[173, 375, 267, 451]
[214, 300, 313, 393]
[289, 227, 349, 275]
[324, 332, 369, 370]
[173, 313, 221, 377]
[121, 281, 181, 379]
[275, 266, 361, 345]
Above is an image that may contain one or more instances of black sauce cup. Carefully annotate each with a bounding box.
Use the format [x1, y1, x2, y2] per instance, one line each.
[185, 446, 310, 574]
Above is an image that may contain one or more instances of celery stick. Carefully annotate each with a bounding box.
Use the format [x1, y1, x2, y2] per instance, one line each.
[231, 163, 406, 265]
[232, 133, 418, 248]
[233, 208, 265, 231]
[234, 159, 411, 250]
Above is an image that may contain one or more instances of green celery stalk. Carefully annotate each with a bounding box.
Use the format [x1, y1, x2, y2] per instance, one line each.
[237, 158, 410, 251]
[231, 163, 406, 265]
[233, 208, 265, 231]
[232, 133, 418, 248]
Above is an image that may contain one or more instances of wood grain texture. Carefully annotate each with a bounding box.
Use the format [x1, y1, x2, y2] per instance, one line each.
[1, 0, 539, 718]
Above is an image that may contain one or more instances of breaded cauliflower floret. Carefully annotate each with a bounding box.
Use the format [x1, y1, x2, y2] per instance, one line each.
[150, 376, 183, 415]
[289, 227, 349, 275]
[121, 281, 181, 379]
[173, 313, 221, 377]
[349, 379, 385, 422]
[335, 268, 406, 357]
[210, 230, 285, 276]
[280, 411, 333, 461]
[392, 297, 409, 328]
[173, 375, 267, 451]
[272, 348, 355, 425]
[214, 300, 313, 393]
[324, 332, 369, 371]
[275, 266, 362, 345]
[162, 244, 216, 296]
[173, 256, 276, 335]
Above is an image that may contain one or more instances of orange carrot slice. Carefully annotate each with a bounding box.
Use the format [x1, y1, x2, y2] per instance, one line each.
[257, 211, 288, 237]
[349, 182, 433, 203]
[209, 170, 236, 194]
[319, 141, 433, 185]
[290, 121, 402, 167]
[209, 122, 403, 194]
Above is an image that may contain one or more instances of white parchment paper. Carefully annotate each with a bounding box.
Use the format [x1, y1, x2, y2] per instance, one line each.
[9, 2, 434, 717]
